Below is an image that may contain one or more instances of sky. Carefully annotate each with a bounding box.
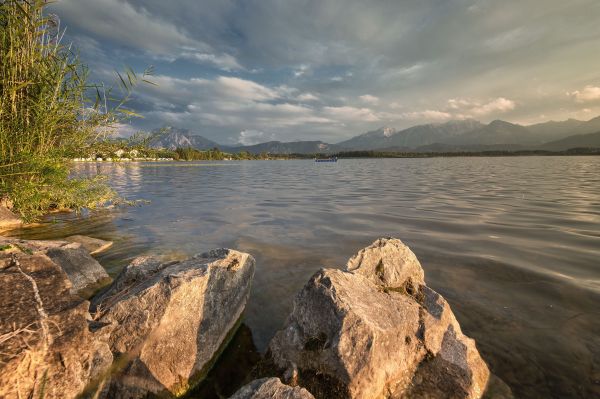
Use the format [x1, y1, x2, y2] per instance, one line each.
[49, 0, 600, 145]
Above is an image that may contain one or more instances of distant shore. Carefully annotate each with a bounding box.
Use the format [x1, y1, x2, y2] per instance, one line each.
[289, 148, 600, 159]
[72, 147, 600, 163]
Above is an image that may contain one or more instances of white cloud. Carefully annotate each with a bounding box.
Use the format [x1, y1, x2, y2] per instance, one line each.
[293, 65, 310, 77]
[180, 51, 243, 71]
[215, 77, 281, 101]
[447, 98, 472, 110]
[359, 94, 379, 105]
[138, 73, 339, 137]
[297, 93, 320, 102]
[401, 110, 452, 121]
[323, 106, 380, 122]
[446, 97, 516, 116]
[237, 130, 274, 145]
[391, 97, 515, 123]
[50, 0, 242, 71]
[568, 86, 600, 103]
[470, 97, 516, 115]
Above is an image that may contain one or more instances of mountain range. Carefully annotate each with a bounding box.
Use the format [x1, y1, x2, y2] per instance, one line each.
[147, 116, 600, 154]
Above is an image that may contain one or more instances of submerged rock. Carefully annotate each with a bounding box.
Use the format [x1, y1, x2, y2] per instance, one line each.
[93, 249, 255, 398]
[65, 235, 113, 255]
[0, 252, 113, 399]
[267, 238, 490, 399]
[230, 377, 315, 399]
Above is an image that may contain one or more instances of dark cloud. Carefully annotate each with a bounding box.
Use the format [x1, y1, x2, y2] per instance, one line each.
[50, 0, 600, 143]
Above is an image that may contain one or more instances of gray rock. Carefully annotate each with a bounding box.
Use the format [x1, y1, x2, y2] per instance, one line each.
[230, 378, 315, 399]
[346, 237, 424, 289]
[46, 246, 111, 295]
[65, 235, 113, 255]
[0, 252, 113, 399]
[93, 248, 255, 398]
[268, 238, 490, 399]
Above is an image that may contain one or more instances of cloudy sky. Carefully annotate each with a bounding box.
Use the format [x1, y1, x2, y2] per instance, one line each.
[50, 0, 600, 144]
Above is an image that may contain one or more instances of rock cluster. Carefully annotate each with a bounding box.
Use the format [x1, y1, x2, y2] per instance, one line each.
[0, 237, 255, 399]
[1, 235, 496, 399]
[266, 238, 491, 399]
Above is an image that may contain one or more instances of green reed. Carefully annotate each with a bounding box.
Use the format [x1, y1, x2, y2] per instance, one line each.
[0, 0, 147, 221]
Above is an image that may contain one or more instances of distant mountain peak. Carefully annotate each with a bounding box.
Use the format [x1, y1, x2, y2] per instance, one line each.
[489, 119, 518, 127]
[148, 126, 220, 150]
[380, 127, 396, 137]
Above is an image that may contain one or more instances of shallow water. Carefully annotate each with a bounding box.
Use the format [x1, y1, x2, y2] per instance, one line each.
[10, 157, 600, 398]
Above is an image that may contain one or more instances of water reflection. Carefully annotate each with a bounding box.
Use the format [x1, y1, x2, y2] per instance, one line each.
[9, 157, 600, 398]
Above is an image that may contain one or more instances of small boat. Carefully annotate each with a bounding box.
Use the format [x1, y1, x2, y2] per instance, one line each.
[315, 157, 338, 162]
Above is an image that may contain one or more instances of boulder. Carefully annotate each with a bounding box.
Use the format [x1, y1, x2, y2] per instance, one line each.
[267, 238, 490, 399]
[345, 237, 424, 290]
[0, 205, 22, 230]
[0, 252, 113, 399]
[0, 237, 111, 295]
[65, 235, 113, 255]
[92, 248, 255, 398]
[46, 246, 112, 295]
[230, 377, 315, 399]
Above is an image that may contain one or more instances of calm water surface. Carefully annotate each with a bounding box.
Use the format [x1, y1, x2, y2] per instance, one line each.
[11, 157, 600, 398]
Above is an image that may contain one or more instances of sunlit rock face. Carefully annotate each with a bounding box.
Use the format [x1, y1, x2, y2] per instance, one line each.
[0, 252, 112, 399]
[92, 249, 255, 398]
[268, 238, 490, 399]
[0, 236, 112, 296]
[230, 377, 315, 399]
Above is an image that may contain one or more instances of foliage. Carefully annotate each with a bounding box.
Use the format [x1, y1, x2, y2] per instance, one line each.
[0, 0, 148, 221]
[173, 147, 272, 161]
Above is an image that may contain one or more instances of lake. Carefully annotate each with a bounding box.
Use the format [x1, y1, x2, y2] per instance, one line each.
[10, 157, 600, 398]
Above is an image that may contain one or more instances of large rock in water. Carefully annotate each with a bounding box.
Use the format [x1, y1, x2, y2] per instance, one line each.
[230, 377, 315, 399]
[92, 248, 255, 398]
[267, 238, 490, 399]
[0, 252, 113, 398]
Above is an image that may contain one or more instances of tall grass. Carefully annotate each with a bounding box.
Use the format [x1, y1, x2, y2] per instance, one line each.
[0, 0, 145, 221]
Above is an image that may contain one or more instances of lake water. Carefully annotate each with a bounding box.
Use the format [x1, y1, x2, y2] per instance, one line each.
[10, 157, 600, 398]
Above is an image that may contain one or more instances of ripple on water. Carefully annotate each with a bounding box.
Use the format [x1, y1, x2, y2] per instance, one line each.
[8, 156, 600, 398]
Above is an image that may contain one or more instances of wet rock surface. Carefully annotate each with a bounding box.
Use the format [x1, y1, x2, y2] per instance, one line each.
[267, 238, 492, 399]
[65, 234, 113, 255]
[93, 249, 256, 398]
